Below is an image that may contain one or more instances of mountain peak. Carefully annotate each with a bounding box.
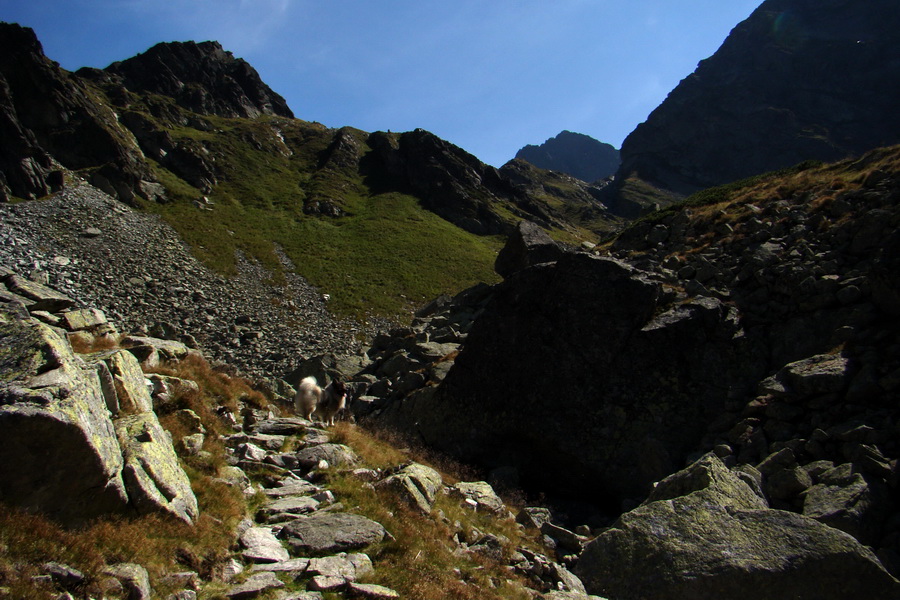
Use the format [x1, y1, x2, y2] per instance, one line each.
[94, 39, 294, 119]
[515, 131, 620, 183]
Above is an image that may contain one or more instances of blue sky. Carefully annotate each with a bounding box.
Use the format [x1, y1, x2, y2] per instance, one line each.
[2, 0, 760, 167]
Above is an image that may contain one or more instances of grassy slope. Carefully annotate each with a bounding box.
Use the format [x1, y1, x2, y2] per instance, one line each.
[139, 113, 502, 320]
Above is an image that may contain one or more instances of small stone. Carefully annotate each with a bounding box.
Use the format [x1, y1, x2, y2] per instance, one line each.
[346, 582, 401, 599]
[308, 575, 346, 592]
[240, 527, 290, 563]
[225, 571, 285, 599]
[103, 563, 151, 600]
[221, 558, 244, 582]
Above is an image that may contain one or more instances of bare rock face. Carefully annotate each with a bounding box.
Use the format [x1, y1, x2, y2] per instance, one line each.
[608, 0, 900, 216]
[515, 130, 620, 183]
[364, 129, 515, 235]
[97, 40, 294, 120]
[574, 454, 900, 600]
[0, 23, 153, 204]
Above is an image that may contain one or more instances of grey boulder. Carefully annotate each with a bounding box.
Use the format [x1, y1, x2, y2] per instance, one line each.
[574, 453, 900, 600]
[278, 512, 387, 555]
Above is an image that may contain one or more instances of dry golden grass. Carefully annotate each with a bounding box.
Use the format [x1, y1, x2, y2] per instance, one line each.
[324, 423, 542, 600]
[68, 332, 122, 354]
[0, 474, 243, 599]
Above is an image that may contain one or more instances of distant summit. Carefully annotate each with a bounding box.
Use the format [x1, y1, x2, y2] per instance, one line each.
[515, 131, 620, 183]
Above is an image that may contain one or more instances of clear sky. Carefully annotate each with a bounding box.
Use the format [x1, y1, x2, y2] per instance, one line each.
[2, 0, 761, 167]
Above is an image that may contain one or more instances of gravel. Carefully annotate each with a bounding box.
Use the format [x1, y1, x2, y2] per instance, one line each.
[0, 183, 383, 381]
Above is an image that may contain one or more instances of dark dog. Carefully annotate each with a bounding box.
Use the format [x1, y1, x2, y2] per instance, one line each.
[294, 376, 347, 426]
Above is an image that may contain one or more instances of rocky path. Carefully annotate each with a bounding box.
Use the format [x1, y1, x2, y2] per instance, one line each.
[220, 416, 399, 599]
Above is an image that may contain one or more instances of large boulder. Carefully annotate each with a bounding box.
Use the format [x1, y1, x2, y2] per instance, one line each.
[0, 306, 129, 523]
[0, 304, 198, 525]
[377, 253, 762, 505]
[375, 463, 444, 514]
[574, 454, 900, 600]
[493, 220, 564, 278]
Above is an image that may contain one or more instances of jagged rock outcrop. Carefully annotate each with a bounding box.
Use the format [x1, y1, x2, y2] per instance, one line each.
[364, 129, 521, 235]
[0, 22, 153, 204]
[515, 130, 620, 183]
[499, 159, 621, 236]
[574, 453, 900, 600]
[611, 0, 900, 214]
[92, 40, 294, 120]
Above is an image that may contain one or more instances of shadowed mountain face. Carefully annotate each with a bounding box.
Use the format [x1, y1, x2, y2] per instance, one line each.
[515, 131, 620, 183]
[610, 0, 900, 214]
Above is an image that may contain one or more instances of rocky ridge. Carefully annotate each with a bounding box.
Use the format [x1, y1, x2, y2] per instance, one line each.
[0, 21, 617, 244]
[85, 40, 294, 120]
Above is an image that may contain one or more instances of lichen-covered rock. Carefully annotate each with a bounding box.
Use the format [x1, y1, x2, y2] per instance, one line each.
[346, 582, 401, 600]
[103, 563, 152, 600]
[102, 349, 154, 413]
[224, 571, 285, 599]
[375, 463, 444, 514]
[3, 273, 76, 312]
[0, 306, 129, 523]
[450, 481, 507, 516]
[116, 412, 199, 524]
[121, 335, 191, 366]
[295, 443, 359, 470]
[60, 308, 108, 332]
[239, 527, 290, 564]
[575, 454, 900, 600]
[802, 470, 890, 546]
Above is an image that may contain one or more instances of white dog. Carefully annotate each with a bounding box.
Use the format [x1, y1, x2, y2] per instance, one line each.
[294, 376, 348, 426]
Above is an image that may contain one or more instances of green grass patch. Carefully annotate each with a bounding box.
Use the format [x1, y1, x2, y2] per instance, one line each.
[148, 190, 502, 320]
